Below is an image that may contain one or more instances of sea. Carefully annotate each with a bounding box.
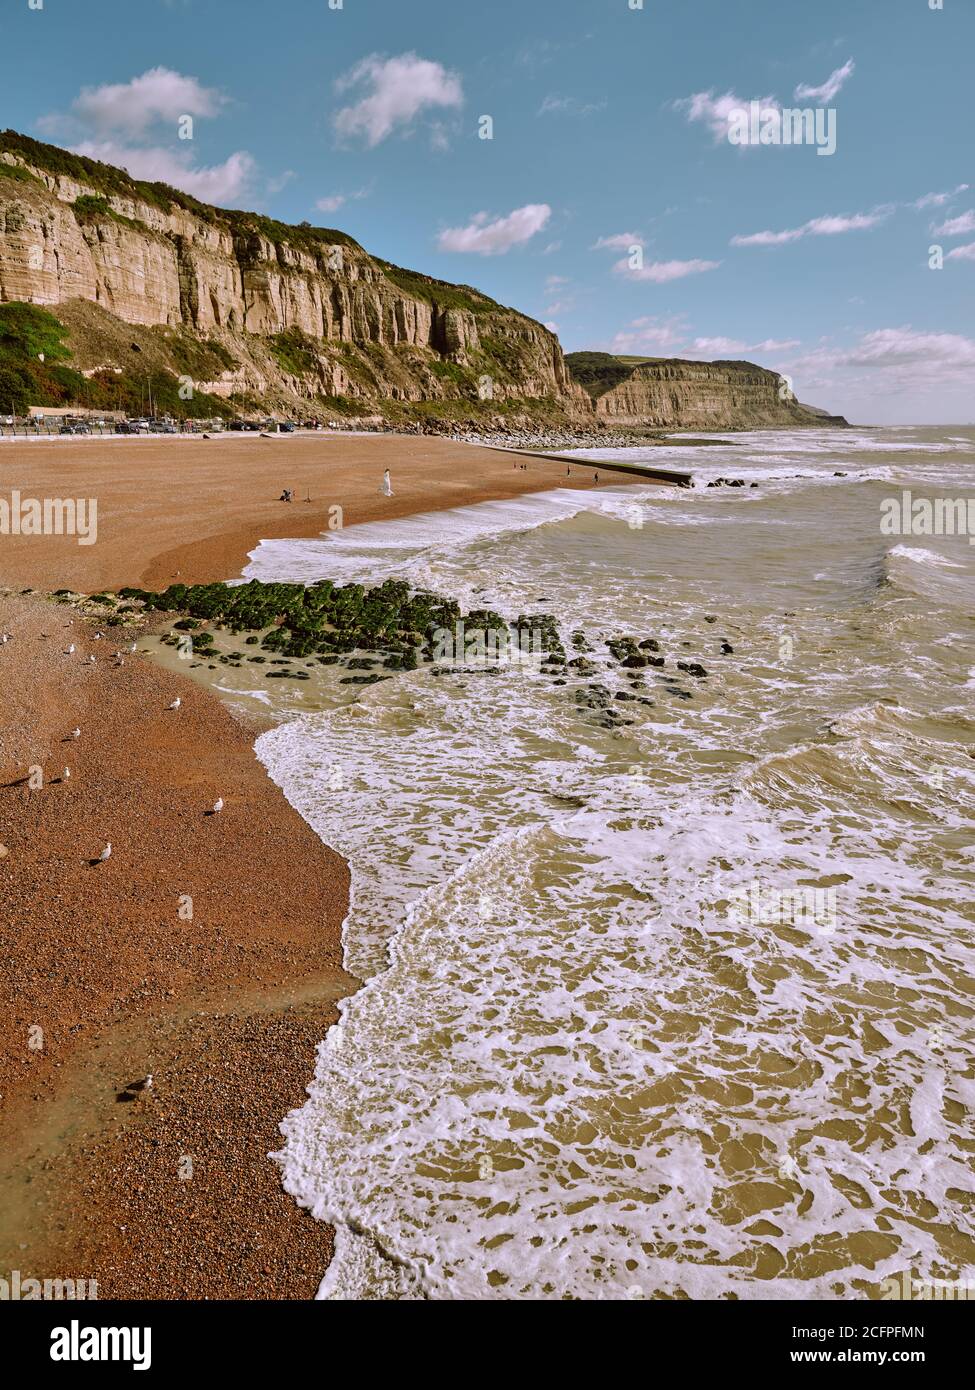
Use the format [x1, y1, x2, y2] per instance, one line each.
[228, 425, 974, 1299]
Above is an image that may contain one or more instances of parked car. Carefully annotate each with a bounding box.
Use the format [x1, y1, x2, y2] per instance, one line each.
[278, 421, 296, 433]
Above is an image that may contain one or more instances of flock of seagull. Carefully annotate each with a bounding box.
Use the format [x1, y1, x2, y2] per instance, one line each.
[0, 623, 226, 866]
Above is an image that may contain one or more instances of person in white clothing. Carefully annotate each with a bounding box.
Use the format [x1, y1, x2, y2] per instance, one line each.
[380, 468, 394, 496]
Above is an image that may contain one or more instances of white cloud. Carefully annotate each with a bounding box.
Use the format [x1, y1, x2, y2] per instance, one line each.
[538, 94, 606, 117]
[51, 67, 226, 137]
[544, 274, 569, 290]
[751, 337, 802, 352]
[333, 53, 463, 148]
[267, 169, 296, 196]
[675, 89, 780, 144]
[437, 203, 551, 255]
[73, 141, 255, 204]
[37, 67, 253, 206]
[610, 315, 689, 355]
[731, 228, 804, 247]
[794, 327, 975, 386]
[691, 335, 800, 356]
[315, 187, 369, 215]
[592, 232, 644, 251]
[914, 184, 969, 210]
[732, 208, 889, 246]
[678, 62, 852, 148]
[614, 256, 721, 283]
[933, 210, 975, 237]
[609, 316, 797, 362]
[542, 241, 562, 255]
[794, 58, 855, 103]
[946, 242, 975, 263]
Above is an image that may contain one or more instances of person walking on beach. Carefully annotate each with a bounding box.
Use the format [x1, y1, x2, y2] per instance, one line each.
[380, 468, 394, 497]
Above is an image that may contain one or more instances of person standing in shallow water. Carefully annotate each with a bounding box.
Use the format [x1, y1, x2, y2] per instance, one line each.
[380, 468, 393, 497]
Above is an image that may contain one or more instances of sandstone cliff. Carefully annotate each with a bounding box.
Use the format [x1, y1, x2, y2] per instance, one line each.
[0, 131, 574, 420]
[0, 132, 844, 429]
[565, 353, 843, 430]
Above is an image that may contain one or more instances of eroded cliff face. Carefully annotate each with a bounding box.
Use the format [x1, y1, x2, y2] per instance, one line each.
[0, 136, 843, 428]
[575, 357, 831, 429]
[0, 144, 574, 413]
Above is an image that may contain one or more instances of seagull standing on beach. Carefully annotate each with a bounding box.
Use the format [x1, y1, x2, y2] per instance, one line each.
[65, 644, 76, 655]
[168, 697, 181, 710]
[212, 797, 224, 814]
[62, 767, 71, 780]
[87, 655, 96, 664]
[98, 843, 112, 862]
[128, 643, 137, 653]
[70, 727, 81, 739]
[1, 633, 10, 644]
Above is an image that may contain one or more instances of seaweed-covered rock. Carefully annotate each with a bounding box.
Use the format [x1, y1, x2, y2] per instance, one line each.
[568, 656, 599, 675]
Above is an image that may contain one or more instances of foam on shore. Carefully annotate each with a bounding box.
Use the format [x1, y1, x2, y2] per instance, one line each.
[251, 425, 975, 1299]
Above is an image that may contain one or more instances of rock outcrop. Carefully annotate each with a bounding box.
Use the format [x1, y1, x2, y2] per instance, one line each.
[565, 352, 843, 430]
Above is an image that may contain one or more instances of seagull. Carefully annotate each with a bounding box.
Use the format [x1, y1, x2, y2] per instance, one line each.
[128, 643, 137, 653]
[62, 767, 71, 780]
[86, 655, 96, 664]
[168, 697, 181, 710]
[70, 727, 81, 739]
[98, 843, 112, 862]
[0, 634, 10, 644]
[212, 797, 224, 814]
[94, 632, 103, 640]
[65, 644, 76, 655]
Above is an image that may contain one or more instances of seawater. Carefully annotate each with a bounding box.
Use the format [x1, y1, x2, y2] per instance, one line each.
[243, 426, 975, 1299]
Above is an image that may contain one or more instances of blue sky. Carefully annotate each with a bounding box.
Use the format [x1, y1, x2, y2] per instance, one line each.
[3, 0, 973, 423]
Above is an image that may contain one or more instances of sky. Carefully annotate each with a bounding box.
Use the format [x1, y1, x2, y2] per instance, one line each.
[2, 0, 973, 424]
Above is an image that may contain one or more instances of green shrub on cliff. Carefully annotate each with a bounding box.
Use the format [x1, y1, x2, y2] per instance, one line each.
[268, 328, 320, 378]
[0, 301, 234, 417]
[0, 160, 41, 186]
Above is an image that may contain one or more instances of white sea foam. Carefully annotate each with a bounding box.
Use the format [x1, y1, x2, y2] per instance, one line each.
[249, 425, 975, 1299]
